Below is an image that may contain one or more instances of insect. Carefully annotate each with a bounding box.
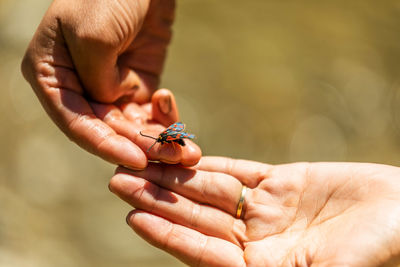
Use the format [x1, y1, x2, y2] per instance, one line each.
[140, 122, 195, 152]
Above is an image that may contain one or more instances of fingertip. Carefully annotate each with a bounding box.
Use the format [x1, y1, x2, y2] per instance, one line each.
[157, 143, 182, 164]
[127, 210, 173, 247]
[126, 209, 137, 226]
[153, 88, 172, 100]
[109, 172, 131, 195]
[150, 142, 201, 166]
[138, 126, 201, 166]
[181, 142, 202, 166]
[117, 140, 148, 170]
[92, 133, 148, 170]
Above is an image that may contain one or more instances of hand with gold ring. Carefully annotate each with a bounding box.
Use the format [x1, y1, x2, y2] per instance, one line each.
[109, 157, 400, 266]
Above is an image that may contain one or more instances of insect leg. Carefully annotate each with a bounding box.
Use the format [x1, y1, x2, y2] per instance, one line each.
[146, 140, 158, 152]
[174, 139, 185, 146]
[171, 141, 176, 152]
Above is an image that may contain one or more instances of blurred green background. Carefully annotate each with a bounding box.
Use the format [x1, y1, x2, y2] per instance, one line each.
[1, 0, 400, 266]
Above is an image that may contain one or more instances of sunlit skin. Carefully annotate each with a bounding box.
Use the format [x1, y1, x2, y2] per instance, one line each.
[110, 157, 400, 267]
[21, 1, 400, 266]
[21, 0, 201, 169]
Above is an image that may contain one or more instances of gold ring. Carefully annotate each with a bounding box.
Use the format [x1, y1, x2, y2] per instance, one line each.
[236, 186, 247, 219]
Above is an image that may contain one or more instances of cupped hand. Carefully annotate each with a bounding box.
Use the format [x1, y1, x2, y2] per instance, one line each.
[109, 157, 400, 266]
[21, 0, 200, 168]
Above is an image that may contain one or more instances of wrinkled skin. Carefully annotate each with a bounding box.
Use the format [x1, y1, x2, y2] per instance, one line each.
[110, 157, 400, 267]
[22, 0, 201, 169]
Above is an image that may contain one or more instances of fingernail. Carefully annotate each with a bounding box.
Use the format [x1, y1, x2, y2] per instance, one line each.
[159, 94, 172, 114]
[126, 213, 132, 226]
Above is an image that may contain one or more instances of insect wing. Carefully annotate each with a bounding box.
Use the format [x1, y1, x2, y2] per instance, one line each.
[180, 132, 195, 139]
[164, 131, 183, 141]
[165, 131, 195, 141]
[164, 122, 185, 134]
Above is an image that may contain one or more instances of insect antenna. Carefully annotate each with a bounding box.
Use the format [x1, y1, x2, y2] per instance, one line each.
[139, 131, 158, 140]
[146, 141, 158, 152]
[140, 131, 159, 152]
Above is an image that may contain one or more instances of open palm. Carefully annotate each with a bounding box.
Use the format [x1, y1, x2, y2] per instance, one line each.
[110, 157, 400, 266]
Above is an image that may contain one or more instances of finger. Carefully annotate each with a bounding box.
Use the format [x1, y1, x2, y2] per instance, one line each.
[56, 91, 148, 169]
[127, 210, 245, 267]
[22, 64, 147, 170]
[151, 88, 179, 127]
[109, 173, 247, 246]
[116, 164, 243, 216]
[195, 156, 273, 188]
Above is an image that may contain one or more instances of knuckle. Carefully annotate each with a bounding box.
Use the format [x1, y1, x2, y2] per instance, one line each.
[199, 173, 209, 199]
[195, 236, 208, 267]
[189, 203, 201, 228]
[161, 222, 174, 250]
[225, 157, 236, 174]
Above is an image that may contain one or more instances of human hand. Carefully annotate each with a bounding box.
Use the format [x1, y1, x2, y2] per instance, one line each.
[21, 0, 200, 168]
[109, 157, 400, 266]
